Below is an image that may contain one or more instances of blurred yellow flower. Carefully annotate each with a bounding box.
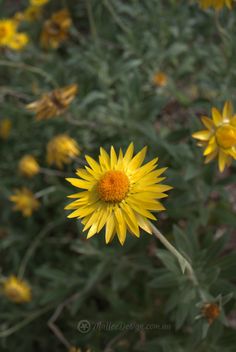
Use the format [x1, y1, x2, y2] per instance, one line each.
[19, 155, 40, 178]
[3, 276, 32, 303]
[153, 72, 168, 87]
[0, 118, 12, 140]
[8, 32, 29, 50]
[199, 0, 232, 10]
[40, 9, 72, 49]
[12, 12, 25, 25]
[192, 101, 236, 172]
[0, 19, 16, 46]
[23, 6, 42, 21]
[65, 143, 172, 245]
[30, 0, 49, 6]
[26, 84, 78, 121]
[47, 134, 80, 169]
[10, 188, 40, 217]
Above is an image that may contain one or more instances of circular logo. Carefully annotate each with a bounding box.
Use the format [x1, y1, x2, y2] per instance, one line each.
[77, 320, 91, 334]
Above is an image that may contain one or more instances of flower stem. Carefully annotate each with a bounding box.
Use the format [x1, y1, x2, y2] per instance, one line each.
[150, 223, 198, 286]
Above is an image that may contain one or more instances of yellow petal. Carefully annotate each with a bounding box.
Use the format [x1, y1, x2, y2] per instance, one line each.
[136, 215, 152, 234]
[66, 178, 94, 190]
[85, 155, 101, 173]
[114, 207, 127, 245]
[218, 150, 228, 172]
[192, 130, 211, 141]
[123, 142, 134, 164]
[223, 101, 233, 121]
[203, 142, 217, 156]
[204, 150, 217, 164]
[120, 202, 140, 237]
[201, 116, 214, 130]
[128, 146, 147, 170]
[110, 146, 118, 169]
[87, 223, 98, 239]
[99, 147, 110, 171]
[212, 107, 222, 126]
[105, 214, 115, 244]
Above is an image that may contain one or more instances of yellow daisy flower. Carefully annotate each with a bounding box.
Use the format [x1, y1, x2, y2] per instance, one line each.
[65, 143, 172, 245]
[192, 101, 236, 172]
[0, 19, 16, 46]
[30, 0, 49, 6]
[3, 275, 32, 303]
[47, 134, 80, 169]
[19, 155, 40, 178]
[26, 84, 78, 121]
[8, 32, 29, 51]
[40, 9, 71, 49]
[9, 188, 40, 217]
[199, 0, 233, 10]
[153, 72, 168, 87]
[0, 118, 12, 140]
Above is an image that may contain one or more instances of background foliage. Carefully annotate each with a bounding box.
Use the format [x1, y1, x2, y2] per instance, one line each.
[0, 0, 236, 351]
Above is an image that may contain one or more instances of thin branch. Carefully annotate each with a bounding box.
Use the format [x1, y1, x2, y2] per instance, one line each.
[18, 220, 63, 279]
[0, 60, 58, 88]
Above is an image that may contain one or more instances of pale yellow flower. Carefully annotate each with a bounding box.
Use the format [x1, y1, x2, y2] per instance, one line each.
[10, 188, 40, 217]
[65, 143, 172, 245]
[153, 72, 168, 87]
[19, 155, 40, 178]
[192, 101, 236, 172]
[40, 9, 72, 49]
[26, 84, 78, 121]
[199, 0, 233, 10]
[8, 32, 29, 51]
[0, 118, 12, 140]
[0, 19, 16, 46]
[47, 134, 80, 168]
[3, 276, 32, 303]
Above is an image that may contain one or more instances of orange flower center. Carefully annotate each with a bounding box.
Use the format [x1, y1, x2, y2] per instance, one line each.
[202, 303, 220, 324]
[216, 124, 236, 149]
[97, 170, 129, 202]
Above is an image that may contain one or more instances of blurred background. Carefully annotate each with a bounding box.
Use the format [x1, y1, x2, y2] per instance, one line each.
[0, 0, 236, 351]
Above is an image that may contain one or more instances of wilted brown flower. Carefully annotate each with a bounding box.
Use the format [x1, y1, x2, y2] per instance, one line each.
[40, 9, 72, 49]
[26, 84, 78, 121]
[202, 303, 220, 324]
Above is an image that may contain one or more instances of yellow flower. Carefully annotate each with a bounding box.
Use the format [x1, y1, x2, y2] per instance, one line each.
[0, 19, 16, 46]
[40, 9, 72, 49]
[8, 32, 29, 51]
[0, 118, 12, 140]
[65, 143, 172, 245]
[19, 155, 40, 178]
[199, 0, 233, 10]
[47, 134, 80, 169]
[153, 72, 168, 87]
[3, 276, 32, 303]
[23, 6, 42, 21]
[192, 101, 236, 172]
[30, 0, 49, 6]
[9, 188, 40, 217]
[26, 84, 78, 121]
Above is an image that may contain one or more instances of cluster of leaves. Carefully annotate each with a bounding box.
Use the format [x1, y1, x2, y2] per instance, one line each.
[0, 0, 236, 351]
